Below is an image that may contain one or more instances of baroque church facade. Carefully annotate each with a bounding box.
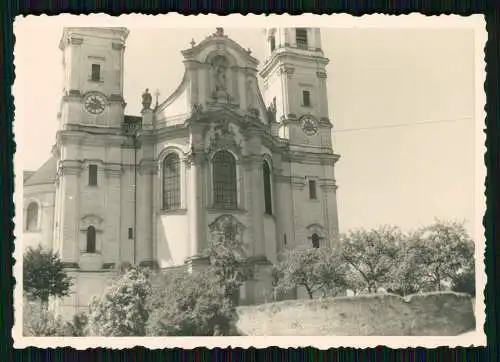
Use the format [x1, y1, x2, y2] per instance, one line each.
[23, 27, 340, 317]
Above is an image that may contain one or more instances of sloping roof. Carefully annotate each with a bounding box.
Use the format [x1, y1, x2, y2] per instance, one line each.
[24, 156, 57, 186]
[23, 171, 36, 183]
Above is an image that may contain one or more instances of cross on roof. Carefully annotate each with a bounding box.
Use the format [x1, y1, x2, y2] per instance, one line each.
[190, 38, 196, 47]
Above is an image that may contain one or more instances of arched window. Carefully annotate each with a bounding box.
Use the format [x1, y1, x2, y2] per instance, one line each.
[26, 202, 38, 231]
[311, 233, 320, 249]
[213, 151, 237, 209]
[86, 226, 96, 253]
[263, 161, 272, 215]
[162, 153, 181, 210]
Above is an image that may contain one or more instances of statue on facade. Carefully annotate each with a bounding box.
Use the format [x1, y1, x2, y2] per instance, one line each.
[214, 61, 227, 92]
[142, 88, 152, 111]
[215, 27, 224, 37]
[267, 98, 277, 123]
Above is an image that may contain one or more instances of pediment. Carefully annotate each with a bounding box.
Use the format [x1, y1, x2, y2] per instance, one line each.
[181, 29, 259, 69]
[80, 214, 104, 231]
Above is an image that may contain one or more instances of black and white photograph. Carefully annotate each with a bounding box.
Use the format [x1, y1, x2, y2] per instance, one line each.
[13, 14, 486, 349]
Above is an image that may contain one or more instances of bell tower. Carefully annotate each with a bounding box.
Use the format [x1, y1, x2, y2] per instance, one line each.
[260, 28, 340, 253]
[260, 27, 332, 150]
[53, 27, 130, 273]
[58, 27, 129, 129]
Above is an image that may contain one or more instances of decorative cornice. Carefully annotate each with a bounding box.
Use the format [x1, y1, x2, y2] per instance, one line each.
[291, 177, 307, 189]
[58, 160, 83, 176]
[279, 65, 295, 78]
[69, 37, 83, 46]
[316, 71, 328, 79]
[112, 42, 124, 51]
[103, 164, 124, 178]
[319, 178, 338, 192]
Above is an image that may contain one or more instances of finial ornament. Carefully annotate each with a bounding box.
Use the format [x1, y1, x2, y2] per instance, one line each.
[142, 88, 152, 112]
[190, 38, 196, 47]
[215, 27, 224, 37]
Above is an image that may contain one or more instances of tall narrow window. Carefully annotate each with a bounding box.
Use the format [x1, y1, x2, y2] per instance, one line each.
[26, 202, 38, 231]
[270, 35, 276, 52]
[91, 64, 101, 81]
[86, 226, 96, 253]
[311, 233, 320, 248]
[263, 161, 272, 215]
[302, 90, 311, 107]
[296, 28, 308, 49]
[162, 153, 181, 210]
[309, 180, 317, 200]
[213, 151, 237, 209]
[88, 165, 98, 186]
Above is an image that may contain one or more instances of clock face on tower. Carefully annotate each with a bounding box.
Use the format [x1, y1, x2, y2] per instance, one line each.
[83, 93, 107, 115]
[300, 115, 319, 136]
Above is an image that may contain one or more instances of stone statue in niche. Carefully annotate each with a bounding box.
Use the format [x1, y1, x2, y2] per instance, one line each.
[142, 88, 152, 111]
[213, 57, 228, 92]
[211, 55, 231, 101]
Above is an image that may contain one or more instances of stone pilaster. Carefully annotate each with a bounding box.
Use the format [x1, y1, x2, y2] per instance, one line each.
[185, 151, 206, 257]
[136, 159, 156, 265]
[58, 161, 82, 263]
[103, 164, 123, 264]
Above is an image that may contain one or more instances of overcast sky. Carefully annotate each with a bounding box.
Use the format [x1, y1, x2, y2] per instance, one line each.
[13, 15, 483, 236]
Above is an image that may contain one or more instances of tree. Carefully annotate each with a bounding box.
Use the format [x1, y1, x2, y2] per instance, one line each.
[23, 245, 72, 308]
[203, 236, 253, 303]
[87, 266, 152, 336]
[273, 247, 348, 299]
[146, 270, 237, 336]
[340, 226, 402, 293]
[386, 239, 427, 296]
[410, 220, 475, 292]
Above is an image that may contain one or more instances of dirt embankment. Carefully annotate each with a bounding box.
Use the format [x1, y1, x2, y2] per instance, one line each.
[236, 292, 475, 336]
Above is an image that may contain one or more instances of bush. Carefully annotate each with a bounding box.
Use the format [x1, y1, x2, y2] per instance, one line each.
[87, 266, 152, 336]
[146, 270, 238, 336]
[23, 300, 73, 336]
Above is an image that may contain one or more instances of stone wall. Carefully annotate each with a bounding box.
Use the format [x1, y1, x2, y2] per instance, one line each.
[235, 292, 475, 336]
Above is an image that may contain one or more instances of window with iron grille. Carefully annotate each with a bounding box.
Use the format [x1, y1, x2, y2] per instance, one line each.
[213, 150, 237, 209]
[26, 202, 38, 231]
[309, 179, 317, 200]
[88, 165, 98, 186]
[91, 64, 101, 81]
[263, 161, 272, 215]
[295, 28, 308, 49]
[162, 153, 181, 210]
[302, 90, 311, 107]
[86, 226, 96, 253]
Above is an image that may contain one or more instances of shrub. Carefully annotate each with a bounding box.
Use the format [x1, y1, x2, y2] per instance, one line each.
[23, 300, 72, 336]
[147, 270, 237, 336]
[87, 266, 152, 336]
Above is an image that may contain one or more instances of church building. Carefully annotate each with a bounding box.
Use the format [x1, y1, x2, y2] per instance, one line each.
[22, 27, 340, 317]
